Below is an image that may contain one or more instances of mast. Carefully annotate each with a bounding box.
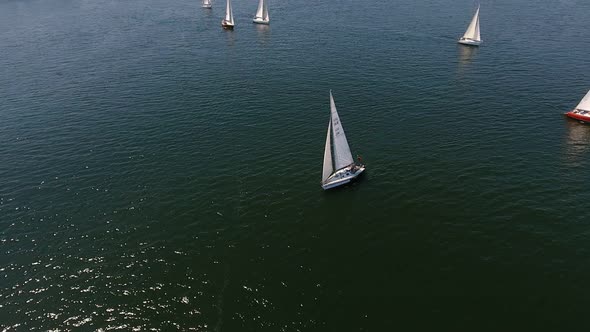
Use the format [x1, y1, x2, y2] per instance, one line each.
[329, 91, 354, 170]
[576, 90, 590, 111]
[322, 121, 333, 182]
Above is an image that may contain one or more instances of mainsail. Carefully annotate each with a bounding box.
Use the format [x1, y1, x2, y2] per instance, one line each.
[576, 90, 590, 111]
[225, 0, 234, 23]
[255, 0, 264, 19]
[322, 121, 333, 182]
[329, 91, 354, 170]
[203, 0, 211, 6]
[263, 0, 269, 21]
[462, 6, 480, 41]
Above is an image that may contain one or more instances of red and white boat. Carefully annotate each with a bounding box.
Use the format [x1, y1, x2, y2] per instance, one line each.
[565, 90, 590, 123]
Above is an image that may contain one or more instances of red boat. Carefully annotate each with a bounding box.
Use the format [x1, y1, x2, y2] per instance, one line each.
[565, 90, 590, 123]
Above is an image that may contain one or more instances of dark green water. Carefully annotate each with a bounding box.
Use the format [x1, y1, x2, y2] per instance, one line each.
[1, 0, 590, 330]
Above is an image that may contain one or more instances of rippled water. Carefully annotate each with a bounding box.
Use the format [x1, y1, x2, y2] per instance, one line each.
[1, 0, 590, 330]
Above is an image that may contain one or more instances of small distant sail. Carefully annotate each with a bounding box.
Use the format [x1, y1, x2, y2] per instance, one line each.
[576, 90, 590, 111]
[263, 0, 269, 21]
[322, 121, 333, 182]
[255, 0, 264, 19]
[225, 0, 234, 24]
[462, 5, 481, 41]
[330, 91, 354, 170]
[203, 0, 212, 7]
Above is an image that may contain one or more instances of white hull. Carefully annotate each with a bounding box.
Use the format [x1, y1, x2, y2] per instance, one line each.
[221, 20, 234, 28]
[458, 38, 481, 46]
[253, 17, 269, 24]
[202, 4, 212, 8]
[321, 165, 365, 190]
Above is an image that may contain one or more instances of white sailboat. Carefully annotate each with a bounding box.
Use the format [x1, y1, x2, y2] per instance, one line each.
[253, 0, 269, 25]
[458, 5, 481, 46]
[202, 0, 212, 9]
[321, 91, 365, 190]
[221, 0, 234, 29]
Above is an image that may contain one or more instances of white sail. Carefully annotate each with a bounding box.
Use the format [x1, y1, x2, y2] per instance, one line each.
[263, 0, 269, 21]
[255, 0, 264, 19]
[322, 121, 333, 182]
[474, 7, 480, 41]
[329, 91, 354, 170]
[462, 5, 480, 41]
[203, 0, 211, 6]
[576, 90, 590, 111]
[225, 0, 234, 24]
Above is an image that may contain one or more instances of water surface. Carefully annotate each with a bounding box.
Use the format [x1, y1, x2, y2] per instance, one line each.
[1, 0, 590, 330]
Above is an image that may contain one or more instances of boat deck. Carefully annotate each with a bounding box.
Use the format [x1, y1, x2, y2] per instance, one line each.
[322, 164, 365, 190]
[566, 109, 590, 123]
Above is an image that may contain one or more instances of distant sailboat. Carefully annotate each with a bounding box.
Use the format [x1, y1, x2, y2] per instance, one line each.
[458, 5, 481, 46]
[253, 0, 269, 25]
[221, 0, 234, 29]
[565, 90, 590, 123]
[321, 91, 365, 190]
[202, 0, 212, 9]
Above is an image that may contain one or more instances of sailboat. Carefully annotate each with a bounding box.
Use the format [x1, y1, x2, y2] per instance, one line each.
[565, 90, 590, 123]
[458, 5, 481, 46]
[321, 91, 366, 190]
[221, 0, 234, 29]
[202, 0, 212, 9]
[253, 0, 269, 25]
